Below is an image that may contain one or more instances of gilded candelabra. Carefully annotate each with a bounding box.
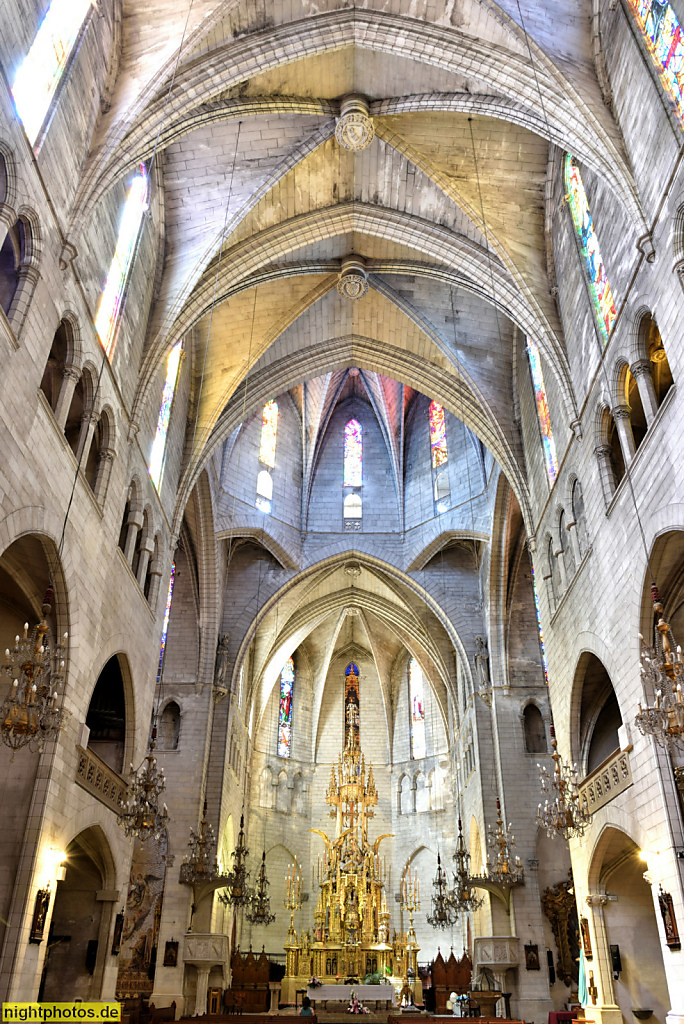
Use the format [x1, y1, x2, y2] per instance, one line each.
[485, 799, 524, 885]
[537, 731, 591, 840]
[635, 584, 684, 748]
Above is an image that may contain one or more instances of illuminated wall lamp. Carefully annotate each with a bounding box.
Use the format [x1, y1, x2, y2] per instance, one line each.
[55, 860, 67, 882]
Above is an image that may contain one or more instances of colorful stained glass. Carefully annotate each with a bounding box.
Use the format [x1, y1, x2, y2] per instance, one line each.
[156, 562, 175, 684]
[526, 341, 558, 484]
[629, 0, 684, 122]
[95, 165, 149, 357]
[277, 657, 295, 757]
[11, 0, 92, 147]
[344, 662, 360, 748]
[149, 342, 183, 490]
[259, 401, 279, 468]
[344, 419, 362, 487]
[429, 401, 448, 468]
[531, 563, 549, 684]
[409, 657, 426, 760]
[565, 156, 617, 340]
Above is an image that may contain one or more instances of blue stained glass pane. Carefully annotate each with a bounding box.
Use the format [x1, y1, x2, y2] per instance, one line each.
[344, 419, 362, 487]
[149, 342, 182, 489]
[409, 658, 426, 760]
[157, 562, 175, 684]
[565, 156, 617, 341]
[531, 564, 549, 684]
[526, 341, 558, 484]
[278, 657, 294, 757]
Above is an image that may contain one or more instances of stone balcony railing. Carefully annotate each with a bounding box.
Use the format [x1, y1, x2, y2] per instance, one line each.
[75, 745, 128, 812]
[578, 748, 633, 815]
[183, 933, 229, 966]
[473, 936, 519, 969]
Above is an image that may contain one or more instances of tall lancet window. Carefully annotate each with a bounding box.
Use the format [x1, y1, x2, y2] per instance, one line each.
[429, 400, 451, 513]
[565, 155, 617, 341]
[343, 418, 362, 529]
[628, 0, 684, 123]
[526, 341, 558, 484]
[11, 0, 92, 147]
[409, 657, 426, 759]
[149, 342, 183, 490]
[95, 164, 149, 357]
[277, 657, 295, 757]
[156, 562, 175, 684]
[256, 400, 278, 513]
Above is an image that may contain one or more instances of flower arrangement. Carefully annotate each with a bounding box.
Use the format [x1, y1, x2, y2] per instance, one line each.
[346, 991, 370, 1014]
[308, 976, 322, 989]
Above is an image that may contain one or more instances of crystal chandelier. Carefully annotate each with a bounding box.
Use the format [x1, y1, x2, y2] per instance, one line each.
[537, 731, 591, 839]
[450, 818, 484, 913]
[218, 813, 253, 909]
[485, 799, 523, 885]
[635, 584, 684, 748]
[118, 729, 169, 842]
[427, 852, 458, 929]
[245, 850, 276, 925]
[180, 802, 218, 884]
[0, 587, 68, 755]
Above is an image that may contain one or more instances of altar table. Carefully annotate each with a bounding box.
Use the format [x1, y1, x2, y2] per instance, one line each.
[307, 984, 397, 1009]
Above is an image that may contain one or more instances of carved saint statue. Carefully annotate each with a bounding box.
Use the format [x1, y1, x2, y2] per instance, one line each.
[474, 635, 490, 690]
[214, 633, 230, 688]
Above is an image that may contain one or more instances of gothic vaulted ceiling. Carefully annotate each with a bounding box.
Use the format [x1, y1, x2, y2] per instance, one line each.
[68, 0, 646, 528]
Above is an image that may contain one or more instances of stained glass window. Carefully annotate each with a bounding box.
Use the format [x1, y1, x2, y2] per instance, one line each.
[526, 341, 558, 484]
[95, 164, 149, 357]
[11, 0, 92, 147]
[157, 562, 175, 684]
[531, 563, 549, 684]
[344, 419, 362, 487]
[409, 657, 426, 760]
[259, 401, 279, 468]
[565, 155, 617, 341]
[629, 0, 684, 122]
[149, 342, 183, 490]
[256, 469, 273, 514]
[429, 401, 448, 468]
[277, 657, 295, 757]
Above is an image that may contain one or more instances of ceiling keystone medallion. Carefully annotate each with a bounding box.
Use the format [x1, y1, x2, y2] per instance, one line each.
[337, 255, 369, 300]
[335, 94, 375, 152]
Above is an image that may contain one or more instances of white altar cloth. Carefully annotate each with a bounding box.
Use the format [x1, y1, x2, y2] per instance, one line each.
[307, 984, 396, 1006]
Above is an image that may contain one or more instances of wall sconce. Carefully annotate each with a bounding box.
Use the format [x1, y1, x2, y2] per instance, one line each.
[55, 860, 67, 882]
[29, 886, 51, 944]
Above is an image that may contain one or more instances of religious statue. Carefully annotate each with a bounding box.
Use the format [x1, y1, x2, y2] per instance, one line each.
[474, 636, 490, 690]
[214, 633, 230, 689]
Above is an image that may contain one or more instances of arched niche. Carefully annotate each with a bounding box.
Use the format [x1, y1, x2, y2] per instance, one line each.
[523, 703, 547, 753]
[588, 827, 670, 1024]
[86, 654, 132, 774]
[0, 533, 68, 954]
[40, 826, 116, 1002]
[573, 653, 622, 774]
[159, 700, 181, 750]
[639, 529, 684, 643]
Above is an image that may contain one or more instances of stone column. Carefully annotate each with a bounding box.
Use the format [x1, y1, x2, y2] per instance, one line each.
[76, 408, 98, 464]
[93, 448, 115, 505]
[0, 204, 16, 252]
[123, 510, 144, 565]
[566, 516, 583, 569]
[553, 543, 568, 594]
[193, 965, 211, 1016]
[147, 557, 164, 611]
[594, 445, 616, 504]
[612, 404, 636, 464]
[7, 262, 40, 336]
[582, 894, 623, 1024]
[631, 358, 659, 425]
[136, 535, 155, 590]
[54, 364, 80, 430]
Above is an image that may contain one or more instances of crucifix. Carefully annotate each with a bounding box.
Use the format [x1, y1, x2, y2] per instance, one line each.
[587, 972, 598, 1005]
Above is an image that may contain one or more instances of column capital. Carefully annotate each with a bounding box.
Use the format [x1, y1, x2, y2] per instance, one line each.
[631, 358, 652, 379]
[594, 444, 613, 460]
[97, 447, 116, 464]
[612, 404, 632, 422]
